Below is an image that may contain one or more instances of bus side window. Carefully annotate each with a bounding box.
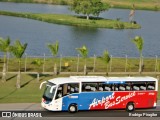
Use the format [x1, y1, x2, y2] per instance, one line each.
[119, 85, 125, 91]
[55, 85, 63, 99]
[104, 86, 111, 91]
[85, 85, 91, 91]
[98, 83, 104, 91]
[125, 82, 132, 91]
[147, 85, 155, 90]
[140, 86, 146, 90]
[147, 82, 155, 90]
[133, 86, 139, 91]
[67, 83, 79, 94]
[91, 87, 96, 91]
[98, 87, 103, 91]
[82, 82, 98, 92]
[126, 86, 131, 91]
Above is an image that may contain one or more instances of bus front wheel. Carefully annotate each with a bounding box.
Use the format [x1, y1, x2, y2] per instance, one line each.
[68, 104, 77, 113]
[126, 102, 135, 112]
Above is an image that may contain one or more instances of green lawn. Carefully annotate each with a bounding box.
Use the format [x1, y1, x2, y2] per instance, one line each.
[0, 0, 159, 11]
[0, 74, 52, 103]
[0, 74, 159, 103]
[0, 11, 140, 29]
[0, 57, 159, 73]
[103, 0, 160, 11]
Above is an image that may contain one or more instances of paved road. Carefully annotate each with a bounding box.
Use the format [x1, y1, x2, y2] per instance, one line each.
[0, 101, 160, 119]
[0, 100, 160, 111]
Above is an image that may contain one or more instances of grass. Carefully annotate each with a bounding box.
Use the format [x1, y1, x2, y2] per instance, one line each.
[0, 11, 140, 29]
[0, 0, 159, 11]
[0, 74, 48, 103]
[0, 74, 159, 103]
[1, 57, 160, 73]
[103, 0, 160, 11]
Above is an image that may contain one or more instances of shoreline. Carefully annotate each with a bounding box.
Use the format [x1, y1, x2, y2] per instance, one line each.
[0, 11, 141, 29]
[0, 0, 159, 11]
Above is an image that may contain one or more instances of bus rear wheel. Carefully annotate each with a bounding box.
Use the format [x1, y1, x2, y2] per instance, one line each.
[126, 102, 135, 112]
[68, 104, 77, 113]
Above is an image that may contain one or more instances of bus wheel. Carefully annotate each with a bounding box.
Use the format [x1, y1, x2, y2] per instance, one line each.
[126, 102, 135, 112]
[68, 104, 77, 113]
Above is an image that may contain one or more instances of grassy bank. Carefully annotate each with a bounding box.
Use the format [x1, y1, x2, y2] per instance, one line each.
[0, 0, 159, 11]
[0, 11, 140, 29]
[0, 57, 160, 103]
[0, 74, 160, 103]
[0, 57, 160, 73]
[103, 0, 160, 11]
[0, 0, 72, 5]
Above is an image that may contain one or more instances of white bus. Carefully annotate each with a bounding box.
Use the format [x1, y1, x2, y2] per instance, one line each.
[40, 76, 158, 112]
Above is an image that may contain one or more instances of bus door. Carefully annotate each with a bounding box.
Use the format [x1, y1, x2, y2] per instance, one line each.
[54, 83, 79, 111]
[52, 85, 64, 111]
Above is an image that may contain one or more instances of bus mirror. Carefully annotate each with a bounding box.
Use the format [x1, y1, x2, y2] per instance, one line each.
[39, 81, 47, 89]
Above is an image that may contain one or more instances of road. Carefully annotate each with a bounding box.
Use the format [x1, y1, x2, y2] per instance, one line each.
[0, 101, 160, 119]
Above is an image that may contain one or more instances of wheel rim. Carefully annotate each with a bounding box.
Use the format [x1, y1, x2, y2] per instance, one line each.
[128, 104, 133, 111]
[70, 106, 76, 112]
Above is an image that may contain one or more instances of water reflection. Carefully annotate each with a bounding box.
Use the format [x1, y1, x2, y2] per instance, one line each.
[0, 3, 160, 57]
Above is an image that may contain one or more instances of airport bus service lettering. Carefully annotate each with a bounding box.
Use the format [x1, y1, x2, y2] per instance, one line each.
[89, 91, 136, 109]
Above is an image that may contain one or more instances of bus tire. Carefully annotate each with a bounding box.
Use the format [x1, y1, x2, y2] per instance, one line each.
[126, 102, 135, 112]
[68, 104, 77, 113]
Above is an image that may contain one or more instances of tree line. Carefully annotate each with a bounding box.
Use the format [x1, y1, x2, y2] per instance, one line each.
[0, 36, 143, 88]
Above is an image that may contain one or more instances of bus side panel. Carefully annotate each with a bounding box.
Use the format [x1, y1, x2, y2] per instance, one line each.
[61, 93, 80, 111]
[61, 91, 157, 111]
[78, 92, 113, 110]
[87, 91, 137, 110]
[134, 91, 157, 108]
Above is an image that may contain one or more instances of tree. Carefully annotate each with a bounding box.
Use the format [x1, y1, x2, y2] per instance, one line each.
[31, 59, 43, 81]
[10, 40, 27, 88]
[47, 41, 59, 74]
[76, 45, 88, 74]
[102, 50, 110, 75]
[0, 37, 11, 82]
[70, 0, 109, 20]
[132, 36, 144, 73]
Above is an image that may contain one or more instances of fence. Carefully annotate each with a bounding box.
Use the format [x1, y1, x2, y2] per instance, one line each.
[0, 54, 160, 74]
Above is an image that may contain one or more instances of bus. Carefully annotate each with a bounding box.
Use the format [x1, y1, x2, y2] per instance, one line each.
[40, 76, 158, 112]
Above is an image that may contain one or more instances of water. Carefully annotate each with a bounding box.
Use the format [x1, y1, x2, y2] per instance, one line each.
[0, 2, 160, 57]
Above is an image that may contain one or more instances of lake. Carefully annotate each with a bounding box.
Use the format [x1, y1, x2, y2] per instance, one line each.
[0, 2, 160, 57]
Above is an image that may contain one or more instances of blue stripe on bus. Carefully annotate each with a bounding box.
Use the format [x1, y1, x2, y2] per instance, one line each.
[104, 81, 125, 84]
[62, 92, 113, 111]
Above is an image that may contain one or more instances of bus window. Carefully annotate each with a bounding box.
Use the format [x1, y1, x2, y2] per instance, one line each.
[119, 85, 126, 91]
[140, 86, 146, 90]
[104, 85, 112, 91]
[55, 84, 63, 99]
[115, 85, 119, 91]
[147, 82, 155, 90]
[132, 81, 147, 91]
[55, 83, 79, 99]
[133, 86, 140, 91]
[67, 83, 79, 94]
[126, 85, 131, 91]
[82, 82, 98, 92]
[125, 82, 132, 91]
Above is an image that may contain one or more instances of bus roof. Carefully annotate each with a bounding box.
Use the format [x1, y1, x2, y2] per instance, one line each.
[48, 76, 157, 85]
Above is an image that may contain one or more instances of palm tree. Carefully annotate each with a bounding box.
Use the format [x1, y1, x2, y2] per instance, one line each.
[76, 45, 88, 75]
[0, 37, 11, 82]
[47, 41, 59, 74]
[31, 59, 43, 81]
[132, 36, 144, 73]
[10, 40, 27, 88]
[102, 50, 110, 75]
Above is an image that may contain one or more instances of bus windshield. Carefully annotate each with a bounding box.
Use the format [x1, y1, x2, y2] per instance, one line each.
[43, 82, 56, 102]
